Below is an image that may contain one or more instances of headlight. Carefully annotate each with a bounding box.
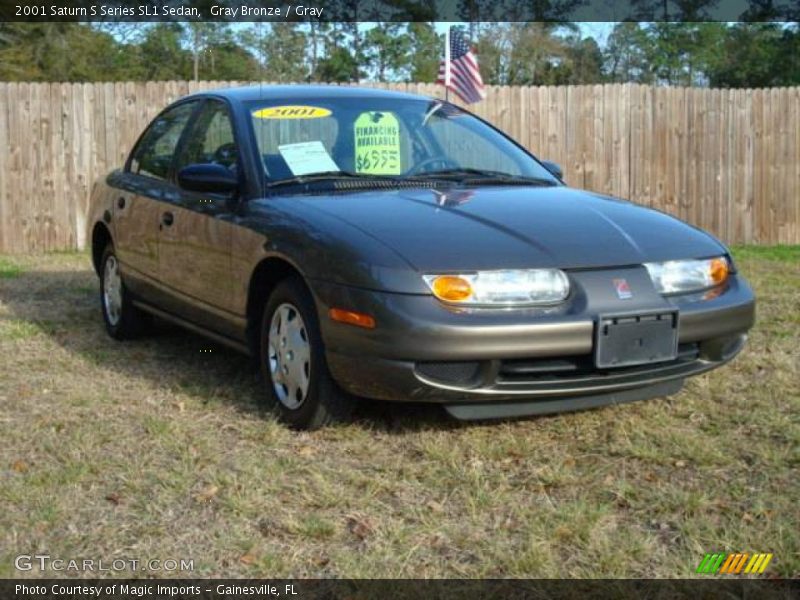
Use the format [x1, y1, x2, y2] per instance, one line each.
[644, 256, 729, 295]
[423, 269, 570, 306]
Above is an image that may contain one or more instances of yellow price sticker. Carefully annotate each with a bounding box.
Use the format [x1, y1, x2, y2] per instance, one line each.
[354, 111, 401, 175]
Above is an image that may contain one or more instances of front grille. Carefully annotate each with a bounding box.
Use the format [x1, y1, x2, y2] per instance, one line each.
[413, 343, 705, 394]
[415, 361, 481, 386]
[498, 343, 701, 383]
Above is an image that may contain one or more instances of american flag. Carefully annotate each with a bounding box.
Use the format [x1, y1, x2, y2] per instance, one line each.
[437, 27, 486, 104]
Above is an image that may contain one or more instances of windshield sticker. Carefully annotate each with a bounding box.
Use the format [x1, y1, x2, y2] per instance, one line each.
[278, 141, 340, 176]
[253, 105, 332, 119]
[354, 111, 401, 175]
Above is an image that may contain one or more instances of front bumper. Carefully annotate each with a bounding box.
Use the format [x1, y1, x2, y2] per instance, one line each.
[313, 267, 755, 417]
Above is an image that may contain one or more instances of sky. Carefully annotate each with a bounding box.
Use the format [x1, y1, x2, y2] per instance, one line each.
[403, 22, 614, 48]
[239, 22, 617, 49]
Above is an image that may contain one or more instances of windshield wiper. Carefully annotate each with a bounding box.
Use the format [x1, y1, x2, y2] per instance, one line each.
[413, 168, 558, 186]
[265, 170, 402, 188]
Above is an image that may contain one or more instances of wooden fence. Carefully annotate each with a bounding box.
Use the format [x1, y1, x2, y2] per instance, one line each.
[0, 81, 798, 253]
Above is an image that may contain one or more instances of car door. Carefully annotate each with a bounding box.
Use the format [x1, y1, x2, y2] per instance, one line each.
[113, 100, 199, 297]
[157, 99, 243, 338]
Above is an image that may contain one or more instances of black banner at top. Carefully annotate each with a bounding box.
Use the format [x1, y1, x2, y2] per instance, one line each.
[1, 0, 799, 22]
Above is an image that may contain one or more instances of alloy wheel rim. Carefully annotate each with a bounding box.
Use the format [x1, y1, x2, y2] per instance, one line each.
[103, 255, 123, 326]
[268, 303, 311, 409]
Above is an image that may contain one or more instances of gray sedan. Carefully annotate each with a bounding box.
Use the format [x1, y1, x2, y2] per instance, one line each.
[87, 85, 755, 429]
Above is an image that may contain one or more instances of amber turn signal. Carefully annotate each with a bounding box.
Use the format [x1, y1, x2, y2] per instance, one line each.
[329, 308, 376, 329]
[709, 257, 729, 285]
[430, 275, 474, 302]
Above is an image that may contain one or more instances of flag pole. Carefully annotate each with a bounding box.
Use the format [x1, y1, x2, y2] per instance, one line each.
[444, 26, 451, 102]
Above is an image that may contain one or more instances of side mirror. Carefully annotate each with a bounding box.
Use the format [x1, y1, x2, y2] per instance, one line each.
[177, 164, 238, 195]
[541, 160, 563, 180]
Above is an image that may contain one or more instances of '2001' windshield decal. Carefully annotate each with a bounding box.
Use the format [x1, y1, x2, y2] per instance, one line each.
[253, 105, 332, 119]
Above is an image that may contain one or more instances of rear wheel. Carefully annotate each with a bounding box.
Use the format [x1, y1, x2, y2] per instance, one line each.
[259, 276, 355, 430]
[100, 244, 146, 340]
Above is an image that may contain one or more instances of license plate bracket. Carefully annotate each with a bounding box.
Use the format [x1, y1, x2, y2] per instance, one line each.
[595, 310, 679, 369]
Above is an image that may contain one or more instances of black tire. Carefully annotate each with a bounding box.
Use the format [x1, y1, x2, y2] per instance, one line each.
[99, 244, 147, 340]
[259, 276, 355, 430]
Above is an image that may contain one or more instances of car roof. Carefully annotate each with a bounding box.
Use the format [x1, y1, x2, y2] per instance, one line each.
[188, 84, 434, 104]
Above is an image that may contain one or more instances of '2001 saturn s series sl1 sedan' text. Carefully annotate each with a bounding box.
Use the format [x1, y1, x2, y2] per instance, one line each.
[87, 85, 755, 429]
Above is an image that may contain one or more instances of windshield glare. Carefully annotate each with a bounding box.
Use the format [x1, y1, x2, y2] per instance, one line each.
[247, 97, 558, 184]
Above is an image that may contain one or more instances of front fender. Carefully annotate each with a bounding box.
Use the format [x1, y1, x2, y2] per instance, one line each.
[242, 198, 427, 294]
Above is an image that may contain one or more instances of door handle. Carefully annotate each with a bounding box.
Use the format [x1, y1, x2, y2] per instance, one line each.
[117, 196, 126, 209]
[161, 212, 174, 227]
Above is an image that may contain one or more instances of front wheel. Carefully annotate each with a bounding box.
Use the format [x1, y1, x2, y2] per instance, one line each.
[259, 277, 355, 430]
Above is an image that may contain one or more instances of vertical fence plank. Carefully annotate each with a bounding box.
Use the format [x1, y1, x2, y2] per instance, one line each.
[709, 88, 721, 240]
[72, 83, 89, 249]
[684, 87, 697, 229]
[539, 85, 550, 160]
[545, 85, 566, 183]
[20, 83, 34, 252]
[794, 87, 800, 244]
[751, 89, 763, 245]
[776, 87, 791, 243]
[50, 83, 63, 249]
[744, 88, 755, 244]
[527, 86, 541, 156]
[760, 89, 772, 243]
[66, 82, 80, 250]
[518, 85, 530, 157]
[45, 82, 58, 250]
[665, 86, 682, 219]
[102, 82, 116, 175]
[605, 84, 619, 196]
[3, 83, 24, 252]
[0, 83, 7, 252]
[636, 84, 649, 208]
[590, 84, 605, 195]
[574, 86, 591, 190]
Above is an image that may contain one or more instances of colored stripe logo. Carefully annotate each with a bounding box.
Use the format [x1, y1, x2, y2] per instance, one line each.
[696, 553, 773, 574]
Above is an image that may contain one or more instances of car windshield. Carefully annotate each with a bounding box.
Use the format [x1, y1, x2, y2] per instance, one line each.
[246, 96, 559, 187]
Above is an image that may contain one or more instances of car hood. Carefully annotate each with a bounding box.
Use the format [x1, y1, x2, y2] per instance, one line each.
[288, 185, 725, 272]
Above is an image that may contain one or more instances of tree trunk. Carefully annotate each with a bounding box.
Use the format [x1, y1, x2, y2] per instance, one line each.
[352, 25, 361, 83]
[193, 27, 199, 82]
[309, 23, 318, 81]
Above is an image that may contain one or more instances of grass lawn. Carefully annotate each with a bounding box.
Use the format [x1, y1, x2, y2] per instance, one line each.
[0, 247, 797, 578]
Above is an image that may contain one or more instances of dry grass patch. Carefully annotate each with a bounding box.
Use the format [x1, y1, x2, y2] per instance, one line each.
[0, 247, 797, 578]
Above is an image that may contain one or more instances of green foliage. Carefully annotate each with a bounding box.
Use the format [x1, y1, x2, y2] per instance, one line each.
[476, 23, 586, 85]
[0, 22, 797, 89]
[315, 46, 361, 82]
[134, 23, 192, 80]
[0, 23, 126, 81]
[605, 22, 655, 84]
[363, 22, 411, 82]
[186, 23, 260, 81]
[602, 22, 800, 88]
[406, 23, 441, 83]
[314, 23, 365, 82]
[565, 36, 605, 84]
[644, 23, 727, 86]
[241, 24, 308, 82]
[706, 23, 800, 88]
